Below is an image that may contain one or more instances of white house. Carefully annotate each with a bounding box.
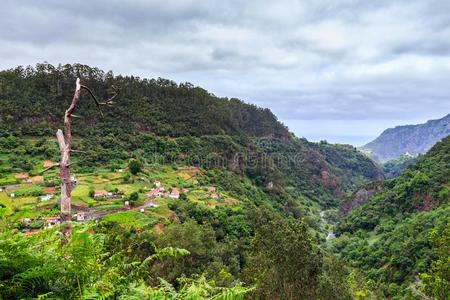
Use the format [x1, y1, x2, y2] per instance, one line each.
[76, 212, 88, 222]
[39, 194, 53, 202]
[145, 201, 159, 208]
[45, 216, 61, 227]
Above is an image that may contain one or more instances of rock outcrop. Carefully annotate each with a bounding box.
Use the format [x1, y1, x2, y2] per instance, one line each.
[339, 181, 384, 217]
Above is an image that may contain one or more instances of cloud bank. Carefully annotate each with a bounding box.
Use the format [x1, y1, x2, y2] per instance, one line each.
[1, 0, 450, 145]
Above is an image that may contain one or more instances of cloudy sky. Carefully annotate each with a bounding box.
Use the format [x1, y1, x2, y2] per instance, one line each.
[1, 0, 450, 145]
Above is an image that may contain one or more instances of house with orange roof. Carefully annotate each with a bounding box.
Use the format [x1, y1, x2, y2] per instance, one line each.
[146, 187, 163, 198]
[169, 188, 180, 199]
[44, 186, 56, 194]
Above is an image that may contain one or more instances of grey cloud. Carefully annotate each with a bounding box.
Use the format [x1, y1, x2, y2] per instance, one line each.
[1, 0, 450, 145]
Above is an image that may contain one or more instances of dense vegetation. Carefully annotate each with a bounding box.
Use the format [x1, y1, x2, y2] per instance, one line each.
[0, 63, 382, 206]
[0, 63, 289, 138]
[382, 154, 417, 179]
[0, 63, 381, 299]
[333, 136, 450, 298]
[1, 63, 448, 299]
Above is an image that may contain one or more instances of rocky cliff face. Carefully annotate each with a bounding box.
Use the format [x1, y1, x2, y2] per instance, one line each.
[338, 181, 384, 217]
[361, 114, 450, 162]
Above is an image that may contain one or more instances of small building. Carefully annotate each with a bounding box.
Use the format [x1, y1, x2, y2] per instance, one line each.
[145, 201, 158, 208]
[207, 187, 216, 193]
[169, 188, 180, 199]
[146, 187, 163, 198]
[211, 193, 220, 199]
[140, 208, 145, 213]
[154, 180, 161, 187]
[182, 188, 189, 193]
[39, 194, 53, 202]
[70, 176, 78, 186]
[107, 192, 123, 199]
[22, 218, 32, 225]
[124, 200, 131, 209]
[76, 212, 88, 222]
[94, 190, 108, 199]
[0, 188, 3, 192]
[10, 193, 15, 198]
[45, 216, 61, 227]
[44, 186, 56, 194]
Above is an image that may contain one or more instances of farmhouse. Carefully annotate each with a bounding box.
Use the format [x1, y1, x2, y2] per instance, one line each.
[94, 190, 108, 198]
[169, 188, 180, 199]
[39, 194, 53, 202]
[21, 218, 32, 225]
[94, 190, 122, 199]
[70, 176, 78, 186]
[144, 201, 158, 208]
[146, 187, 163, 198]
[44, 186, 56, 194]
[124, 200, 131, 209]
[45, 216, 61, 227]
[76, 212, 88, 222]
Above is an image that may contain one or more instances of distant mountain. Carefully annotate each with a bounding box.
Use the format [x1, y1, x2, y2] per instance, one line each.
[361, 114, 450, 162]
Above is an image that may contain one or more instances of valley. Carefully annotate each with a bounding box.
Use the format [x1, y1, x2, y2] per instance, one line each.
[0, 64, 448, 299]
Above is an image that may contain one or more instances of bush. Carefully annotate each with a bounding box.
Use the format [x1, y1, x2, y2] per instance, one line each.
[129, 192, 139, 203]
[129, 160, 142, 175]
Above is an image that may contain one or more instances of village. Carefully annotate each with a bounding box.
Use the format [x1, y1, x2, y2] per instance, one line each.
[0, 162, 236, 234]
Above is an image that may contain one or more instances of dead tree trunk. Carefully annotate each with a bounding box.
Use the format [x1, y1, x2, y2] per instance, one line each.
[58, 78, 81, 219]
[43, 78, 117, 220]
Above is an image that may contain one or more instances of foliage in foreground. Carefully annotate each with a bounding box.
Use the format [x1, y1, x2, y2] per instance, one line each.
[0, 224, 251, 300]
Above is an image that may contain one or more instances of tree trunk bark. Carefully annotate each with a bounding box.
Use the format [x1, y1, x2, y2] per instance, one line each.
[58, 78, 81, 219]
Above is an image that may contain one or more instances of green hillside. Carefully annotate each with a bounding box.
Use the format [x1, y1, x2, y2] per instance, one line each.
[0, 63, 289, 138]
[0, 64, 386, 299]
[0, 63, 382, 208]
[333, 136, 450, 298]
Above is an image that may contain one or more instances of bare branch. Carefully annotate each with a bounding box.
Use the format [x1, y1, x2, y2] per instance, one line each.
[80, 84, 118, 117]
[80, 85, 100, 107]
[70, 149, 87, 154]
[41, 163, 60, 174]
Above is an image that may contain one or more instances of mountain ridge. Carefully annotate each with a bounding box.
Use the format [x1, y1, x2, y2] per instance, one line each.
[361, 114, 450, 162]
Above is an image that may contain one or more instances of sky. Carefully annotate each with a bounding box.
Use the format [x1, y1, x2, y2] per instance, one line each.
[1, 0, 450, 146]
